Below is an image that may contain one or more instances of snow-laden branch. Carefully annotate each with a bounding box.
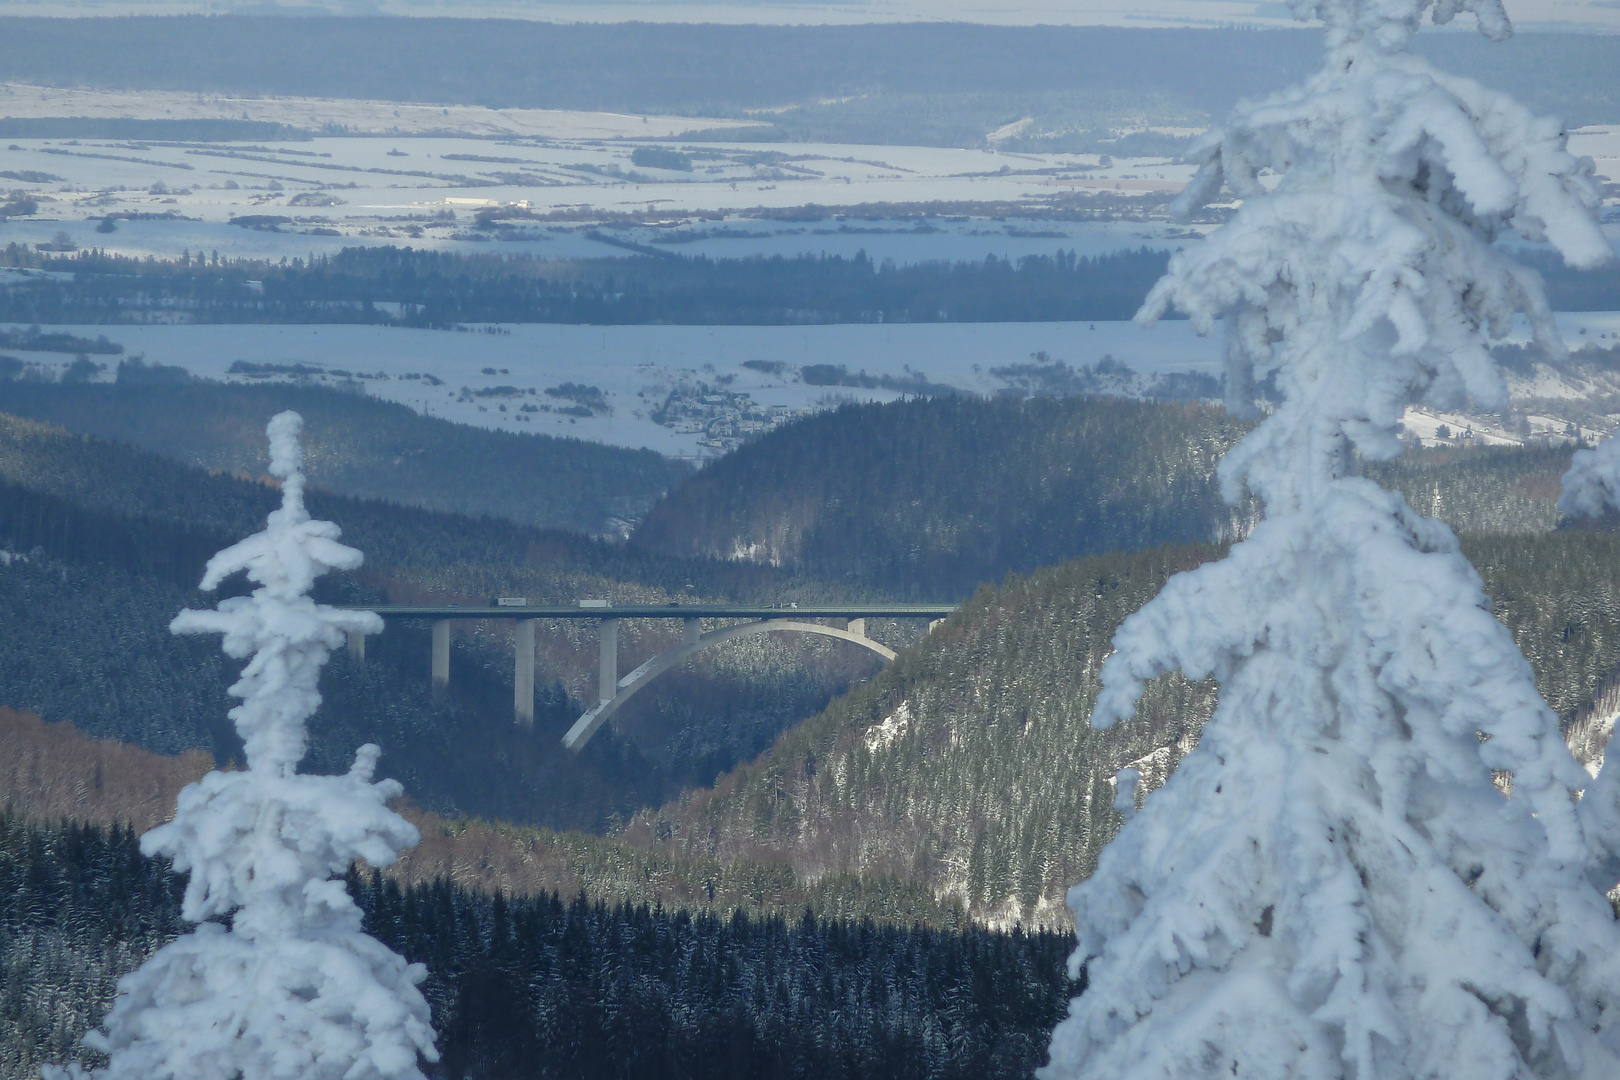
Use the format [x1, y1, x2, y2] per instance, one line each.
[1560, 436, 1620, 518]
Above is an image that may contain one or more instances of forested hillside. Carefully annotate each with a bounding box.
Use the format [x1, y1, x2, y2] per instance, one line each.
[0, 412, 742, 602]
[0, 412, 880, 824]
[632, 396, 1573, 597]
[633, 396, 1250, 597]
[1368, 443, 1571, 535]
[628, 529, 1620, 926]
[0, 705, 963, 928]
[0, 380, 687, 535]
[8, 523, 1619, 933]
[0, 814, 1074, 1080]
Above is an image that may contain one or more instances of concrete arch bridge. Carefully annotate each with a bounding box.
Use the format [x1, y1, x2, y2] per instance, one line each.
[346, 602, 955, 751]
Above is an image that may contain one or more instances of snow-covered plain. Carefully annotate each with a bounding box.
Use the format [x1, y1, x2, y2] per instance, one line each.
[0, 101, 1205, 262]
[1, 91, 1609, 268]
[0, 319, 1225, 456]
[10, 312, 1618, 457]
[0, 92, 1614, 459]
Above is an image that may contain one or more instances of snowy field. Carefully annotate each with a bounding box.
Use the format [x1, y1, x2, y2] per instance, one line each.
[0, 86, 1611, 266]
[0, 90, 1205, 263]
[0, 319, 1226, 456]
[9, 312, 1620, 458]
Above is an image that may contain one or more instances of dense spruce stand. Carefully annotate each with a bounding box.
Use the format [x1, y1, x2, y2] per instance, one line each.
[0, 813, 1075, 1080]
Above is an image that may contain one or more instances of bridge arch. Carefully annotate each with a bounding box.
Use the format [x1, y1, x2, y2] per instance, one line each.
[562, 619, 896, 752]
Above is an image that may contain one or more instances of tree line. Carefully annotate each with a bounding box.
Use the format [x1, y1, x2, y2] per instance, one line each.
[0, 245, 1174, 326]
[4, 242, 1617, 328]
[0, 813, 1076, 1080]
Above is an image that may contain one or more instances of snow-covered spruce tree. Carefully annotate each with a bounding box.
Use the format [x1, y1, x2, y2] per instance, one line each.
[1041, 3, 1620, 1078]
[45, 412, 437, 1080]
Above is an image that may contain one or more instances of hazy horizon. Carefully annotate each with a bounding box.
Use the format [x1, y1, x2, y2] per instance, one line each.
[0, 0, 1616, 32]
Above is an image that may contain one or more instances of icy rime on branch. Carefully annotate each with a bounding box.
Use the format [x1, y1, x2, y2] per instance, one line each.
[1042, 3, 1620, 1079]
[45, 412, 437, 1080]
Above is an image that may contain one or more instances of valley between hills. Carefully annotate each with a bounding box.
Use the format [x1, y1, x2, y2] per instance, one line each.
[5, 376, 1620, 1074]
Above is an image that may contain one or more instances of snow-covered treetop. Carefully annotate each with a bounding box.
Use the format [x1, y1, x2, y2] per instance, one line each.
[48, 412, 438, 1080]
[172, 411, 381, 774]
[1042, 6, 1620, 1078]
[158, 410, 401, 925]
[1139, 0, 1608, 513]
[1289, 0, 1510, 50]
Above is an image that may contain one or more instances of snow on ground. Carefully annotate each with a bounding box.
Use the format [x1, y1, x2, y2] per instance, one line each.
[2, 106, 1607, 266]
[0, 123, 1202, 261]
[0, 319, 1224, 458]
[0, 83, 761, 139]
[1395, 313, 1620, 449]
[6, 311, 1619, 459]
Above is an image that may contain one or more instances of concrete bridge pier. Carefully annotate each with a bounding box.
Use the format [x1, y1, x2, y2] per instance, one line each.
[514, 619, 535, 727]
[431, 620, 451, 698]
[347, 630, 366, 664]
[599, 618, 619, 703]
[846, 618, 866, 638]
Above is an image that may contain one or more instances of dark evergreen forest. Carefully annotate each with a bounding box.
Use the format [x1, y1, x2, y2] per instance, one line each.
[0, 814, 1076, 1080]
[634, 395, 1255, 598]
[4, 244, 1616, 326]
[631, 396, 1573, 598]
[0, 246, 1180, 326]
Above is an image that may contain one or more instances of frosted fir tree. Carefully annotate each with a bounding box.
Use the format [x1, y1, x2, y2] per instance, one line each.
[45, 412, 437, 1080]
[1041, 3, 1620, 1078]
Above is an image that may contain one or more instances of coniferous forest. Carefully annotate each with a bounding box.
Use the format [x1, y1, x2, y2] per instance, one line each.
[0, 814, 1074, 1080]
[3, 245, 1617, 327]
[0, 246, 1175, 327]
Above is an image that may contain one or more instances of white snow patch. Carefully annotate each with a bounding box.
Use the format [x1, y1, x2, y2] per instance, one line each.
[865, 701, 912, 752]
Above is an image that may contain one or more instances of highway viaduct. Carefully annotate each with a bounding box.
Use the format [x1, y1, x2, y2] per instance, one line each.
[342, 602, 956, 751]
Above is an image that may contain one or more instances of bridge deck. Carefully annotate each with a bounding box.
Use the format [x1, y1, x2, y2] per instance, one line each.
[356, 604, 956, 620]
